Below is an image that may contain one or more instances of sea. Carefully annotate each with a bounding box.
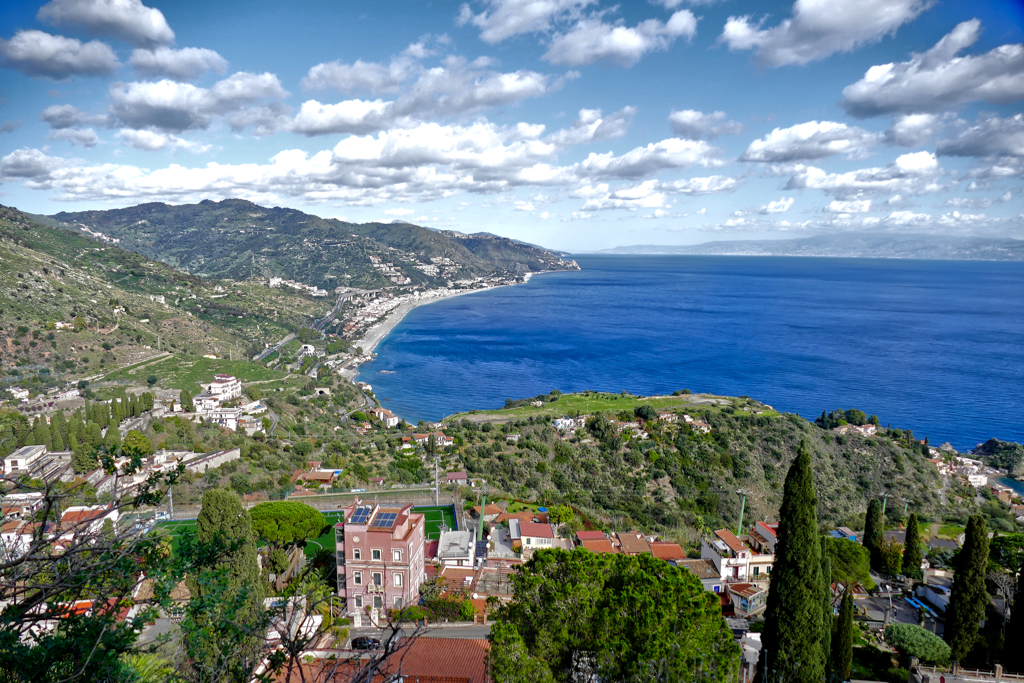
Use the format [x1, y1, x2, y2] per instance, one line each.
[357, 255, 1024, 452]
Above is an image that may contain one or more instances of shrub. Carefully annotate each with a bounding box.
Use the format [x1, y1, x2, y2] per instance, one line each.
[884, 623, 950, 665]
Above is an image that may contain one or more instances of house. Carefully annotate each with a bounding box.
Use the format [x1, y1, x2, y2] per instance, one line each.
[335, 503, 426, 620]
[3, 445, 47, 475]
[702, 528, 774, 583]
[727, 582, 767, 617]
[8, 387, 29, 401]
[207, 374, 243, 401]
[446, 471, 468, 485]
[677, 558, 724, 593]
[650, 542, 687, 562]
[59, 505, 118, 538]
[472, 503, 503, 522]
[552, 418, 576, 432]
[368, 476, 385, 486]
[829, 527, 858, 541]
[193, 391, 220, 412]
[0, 520, 42, 560]
[615, 531, 652, 556]
[576, 530, 608, 545]
[834, 423, 878, 436]
[746, 521, 778, 555]
[437, 529, 476, 568]
[520, 521, 555, 550]
[370, 407, 401, 428]
[208, 407, 242, 431]
[299, 470, 338, 489]
[580, 538, 618, 554]
[658, 413, 678, 423]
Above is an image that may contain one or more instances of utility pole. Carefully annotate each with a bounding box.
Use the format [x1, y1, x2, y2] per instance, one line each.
[882, 493, 889, 516]
[736, 488, 750, 537]
[434, 456, 439, 506]
[168, 484, 174, 520]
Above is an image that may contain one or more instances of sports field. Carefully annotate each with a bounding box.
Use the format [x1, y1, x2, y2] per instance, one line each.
[152, 504, 457, 559]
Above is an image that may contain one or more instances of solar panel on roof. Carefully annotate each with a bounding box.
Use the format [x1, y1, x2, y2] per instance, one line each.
[370, 512, 397, 528]
[349, 507, 372, 525]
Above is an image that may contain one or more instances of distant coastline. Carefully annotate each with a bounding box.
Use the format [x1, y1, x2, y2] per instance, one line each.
[590, 233, 1024, 261]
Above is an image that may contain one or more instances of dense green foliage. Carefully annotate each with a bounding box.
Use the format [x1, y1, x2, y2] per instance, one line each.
[756, 443, 825, 683]
[945, 515, 990, 661]
[903, 513, 923, 580]
[1005, 566, 1024, 674]
[885, 624, 951, 665]
[975, 438, 1024, 476]
[823, 537, 875, 590]
[491, 548, 739, 683]
[864, 499, 884, 572]
[249, 501, 327, 546]
[833, 590, 854, 680]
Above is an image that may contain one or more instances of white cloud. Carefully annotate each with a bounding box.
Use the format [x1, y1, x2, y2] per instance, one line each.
[543, 11, 697, 67]
[129, 47, 228, 81]
[0, 30, 118, 79]
[0, 121, 21, 133]
[458, 0, 596, 44]
[576, 137, 722, 180]
[0, 147, 68, 181]
[741, 121, 880, 162]
[545, 107, 634, 146]
[785, 151, 944, 198]
[842, 20, 1024, 117]
[109, 72, 289, 132]
[294, 56, 560, 136]
[575, 175, 736, 211]
[760, 196, 794, 213]
[118, 128, 212, 153]
[721, 0, 928, 67]
[514, 200, 536, 210]
[938, 114, 1024, 158]
[659, 175, 738, 194]
[40, 103, 110, 129]
[48, 127, 99, 147]
[37, 0, 174, 46]
[668, 109, 743, 140]
[384, 207, 415, 215]
[824, 199, 872, 213]
[302, 56, 416, 94]
[884, 113, 941, 147]
[944, 193, 1011, 209]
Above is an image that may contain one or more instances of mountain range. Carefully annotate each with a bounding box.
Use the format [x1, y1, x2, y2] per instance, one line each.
[596, 233, 1024, 260]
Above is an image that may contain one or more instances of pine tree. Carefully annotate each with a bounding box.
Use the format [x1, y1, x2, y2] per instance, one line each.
[832, 589, 854, 681]
[903, 513, 923, 581]
[863, 499, 884, 572]
[186, 489, 265, 682]
[945, 514, 990, 662]
[756, 441, 825, 683]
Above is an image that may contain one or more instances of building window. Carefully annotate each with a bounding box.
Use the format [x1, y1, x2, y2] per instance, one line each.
[372, 549, 381, 561]
[713, 586, 720, 593]
[353, 548, 361, 560]
[355, 596, 363, 608]
[372, 572, 382, 586]
[354, 572, 362, 585]
[393, 573, 402, 587]
[373, 596, 383, 609]
[753, 566, 760, 576]
[394, 597, 403, 608]
[393, 549, 402, 562]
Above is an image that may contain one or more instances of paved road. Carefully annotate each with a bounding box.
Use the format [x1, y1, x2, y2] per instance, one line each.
[313, 294, 348, 333]
[254, 333, 296, 362]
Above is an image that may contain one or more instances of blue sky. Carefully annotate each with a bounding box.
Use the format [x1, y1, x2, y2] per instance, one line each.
[1, 0, 1023, 251]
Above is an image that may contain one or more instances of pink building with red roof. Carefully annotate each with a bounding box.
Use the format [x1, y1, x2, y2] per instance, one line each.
[334, 503, 426, 619]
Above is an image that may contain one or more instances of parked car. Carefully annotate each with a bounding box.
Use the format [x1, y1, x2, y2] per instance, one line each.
[351, 637, 381, 650]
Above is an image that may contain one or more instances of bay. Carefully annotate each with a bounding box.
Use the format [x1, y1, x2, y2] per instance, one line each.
[357, 255, 1024, 451]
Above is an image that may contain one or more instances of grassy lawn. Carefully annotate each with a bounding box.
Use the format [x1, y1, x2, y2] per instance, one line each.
[152, 519, 197, 554]
[104, 355, 293, 391]
[937, 524, 965, 539]
[445, 391, 740, 422]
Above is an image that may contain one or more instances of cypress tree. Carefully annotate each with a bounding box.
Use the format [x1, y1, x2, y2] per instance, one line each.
[51, 429, 65, 451]
[832, 589, 854, 681]
[945, 515, 989, 662]
[1005, 562, 1024, 674]
[755, 441, 825, 683]
[821, 535, 833, 674]
[902, 513, 923, 581]
[50, 411, 67, 447]
[863, 499, 884, 572]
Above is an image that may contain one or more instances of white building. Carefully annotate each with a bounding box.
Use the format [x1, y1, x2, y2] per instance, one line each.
[436, 529, 476, 568]
[209, 407, 242, 431]
[701, 528, 774, 584]
[8, 387, 29, 401]
[4, 445, 47, 475]
[207, 374, 243, 401]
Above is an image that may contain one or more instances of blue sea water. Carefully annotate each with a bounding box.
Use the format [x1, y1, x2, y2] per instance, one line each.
[357, 255, 1024, 451]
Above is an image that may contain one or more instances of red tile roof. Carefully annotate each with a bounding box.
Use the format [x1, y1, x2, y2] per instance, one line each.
[382, 637, 490, 682]
[649, 542, 687, 561]
[581, 539, 617, 554]
[519, 521, 554, 539]
[576, 530, 607, 542]
[615, 532, 651, 555]
[714, 528, 746, 553]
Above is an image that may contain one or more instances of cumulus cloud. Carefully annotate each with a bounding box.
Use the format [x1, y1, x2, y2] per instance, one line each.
[576, 138, 722, 180]
[0, 147, 68, 181]
[109, 72, 289, 132]
[293, 57, 561, 136]
[0, 121, 21, 133]
[129, 47, 228, 81]
[884, 113, 941, 147]
[40, 103, 110, 129]
[0, 30, 118, 79]
[118, 128, 212, 153]
[37, 0, 174, 46]
[721, 0, 929, 67]
[937, 114, 1024, 158]
[760, 196, 794, 213]
[303, 56, 416, 94]
[785, 151, 945, 198]
[457, 0, 596, 44]
[824, 199, 872, 212]
[574, 175, 736, 211]
[741, 121, 880, 162]
[668, 109, 743, 140]
[543, 11, 697, 67]
[544, 107, 634, 146]
[842, 20, 1024, 118]
[48, 127, 99, 147]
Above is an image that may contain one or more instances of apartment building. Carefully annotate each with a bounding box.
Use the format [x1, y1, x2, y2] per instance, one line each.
[335, 503, 426, 618]
[702, 526, 775, 584]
